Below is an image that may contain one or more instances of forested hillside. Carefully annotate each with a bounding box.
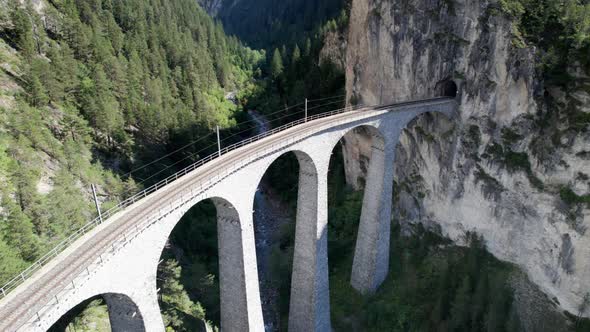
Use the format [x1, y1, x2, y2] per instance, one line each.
[200, 0, 347, 49]
[0, 0, 262, 287]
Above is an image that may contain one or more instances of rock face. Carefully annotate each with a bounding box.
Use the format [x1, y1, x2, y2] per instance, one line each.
[198, 0, 227, 16]
[344, 0, 590, 318]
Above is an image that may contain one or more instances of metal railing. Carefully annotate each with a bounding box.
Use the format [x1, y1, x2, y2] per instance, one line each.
[0, 97, 455, 331]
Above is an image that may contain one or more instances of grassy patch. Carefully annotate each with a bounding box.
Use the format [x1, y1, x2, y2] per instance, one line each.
[48, 298, 111, 332]
[484, 142, 544, 190]
[504, 150, 530, 172]
[415, 126, 435, 143]
[570, 110, 590, 132]
[474, 165, 505, 200]
[501, 127, 523, 145]
[560, 187, 590, 208]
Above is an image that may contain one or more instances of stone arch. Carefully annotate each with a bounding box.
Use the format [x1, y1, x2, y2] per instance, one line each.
[330, 124, 386, 190]
[250, 149, 318, 197]
[250, 149, 332, 331]
[328, 124, 392, 294]
[157, 195, 249, 331]
[48, 293, 145, 332]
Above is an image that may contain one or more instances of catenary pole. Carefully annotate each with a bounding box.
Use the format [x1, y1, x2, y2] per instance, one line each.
[217, 125, 222, 157]
[91, 184, 102, 223]
[305, 98, 308, 122]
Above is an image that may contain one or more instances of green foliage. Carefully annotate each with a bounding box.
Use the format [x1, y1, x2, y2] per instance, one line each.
[159, 260, 208, 331]
[0, 238, 27, 284]
[503, 150, 531, 172]
[570, 108, 590, 131]
[497, 0, 590, 79]
[560, 186, 590, 207]
[271, 48, 285, 80]
[245, 19, 346, 126]
[213, 0, 346, 49]
[329, 223, 522, 332]
[158, 200, 220, 330]
[10, 5, 36, 58]
[501, 127, 523, 145]
[483, 142, 544, 190]
[0, 0, 262, 288]
[48, 297, 111, 332]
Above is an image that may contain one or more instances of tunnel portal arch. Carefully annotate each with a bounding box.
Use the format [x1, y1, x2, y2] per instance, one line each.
[438, 79, 459, 98]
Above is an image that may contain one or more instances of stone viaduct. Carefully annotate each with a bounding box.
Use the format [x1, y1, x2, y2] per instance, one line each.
[0, 97, 458, 332]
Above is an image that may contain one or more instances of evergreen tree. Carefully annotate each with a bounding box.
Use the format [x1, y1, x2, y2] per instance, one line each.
[2, 197, 39, 261]
[304, 38, 312, 57]
[27, 73, 49, 107]
[292, 44, 301, 64]
[11, 6, 35, 58]
[0, 239, 27, 284]
[450, 276, 472, 331]
[158, 260, 207, 330]
[270, 48, 284, 80]
[506, 304, 522, 332]
[470, 271, 489, 330]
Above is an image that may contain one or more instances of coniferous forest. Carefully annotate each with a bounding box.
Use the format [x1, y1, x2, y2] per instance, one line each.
[1, 0, 590, 332]
[0, 0, 263, 285]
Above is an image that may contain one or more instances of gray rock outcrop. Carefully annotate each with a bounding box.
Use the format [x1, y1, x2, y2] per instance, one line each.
[343, 0, 590, 318]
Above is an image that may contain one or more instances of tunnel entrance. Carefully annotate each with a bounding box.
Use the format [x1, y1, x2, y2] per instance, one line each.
[439, 80, 458, 98]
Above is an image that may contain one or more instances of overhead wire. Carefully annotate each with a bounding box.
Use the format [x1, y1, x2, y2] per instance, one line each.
[306, 94, 347, 102]
[128, 95, 347, 183]
[122, 102, 305, 178]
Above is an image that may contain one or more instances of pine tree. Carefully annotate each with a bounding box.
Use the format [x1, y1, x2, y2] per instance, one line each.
[27, 73, 49, 107]
[292, 44, 301, 64]
[304, 38, 312, 57]
[506, 304, 521, 332]
[158, 260, 206, 330]
[450, 276, 472, 331]
[270, 48, 284, 80]
[2, 197, 39, 261]
[11, 6, 36, 58]
[470, 271, 489, 330]
[484, 274, 509, 332]
[0, 238, 27, 284]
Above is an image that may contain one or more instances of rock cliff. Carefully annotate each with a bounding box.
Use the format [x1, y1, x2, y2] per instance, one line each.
[344, 0, 590, 318]
[198, 0, 233, 17]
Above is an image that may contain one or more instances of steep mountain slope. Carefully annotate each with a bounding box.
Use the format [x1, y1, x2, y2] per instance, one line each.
[199, 0, 346, 48]
[344, 0, 590, 320]
[0, 0, 261, 288]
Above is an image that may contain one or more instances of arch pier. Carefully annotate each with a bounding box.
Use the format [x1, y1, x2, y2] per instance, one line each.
[346, 126, 394, 293]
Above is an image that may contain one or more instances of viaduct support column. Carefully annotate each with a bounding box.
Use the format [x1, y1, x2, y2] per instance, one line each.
[351, 137, 395, 293]
[288, 152, 331, 332]
[215, 199, 264, 332]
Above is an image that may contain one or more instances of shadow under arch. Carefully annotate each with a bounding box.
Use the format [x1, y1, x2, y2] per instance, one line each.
[250, 149, 324, 331]
[157, 196, 244, 331]
[48, 293, 145, 332]
[327, 124, 390, 292]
